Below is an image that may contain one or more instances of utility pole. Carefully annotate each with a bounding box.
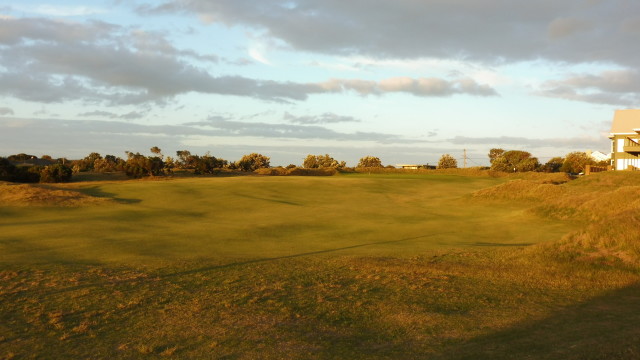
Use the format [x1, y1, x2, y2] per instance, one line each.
[463, 149, 467, 168]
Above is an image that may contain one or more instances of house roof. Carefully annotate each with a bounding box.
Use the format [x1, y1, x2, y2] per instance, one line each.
[610, 109, 640, 134]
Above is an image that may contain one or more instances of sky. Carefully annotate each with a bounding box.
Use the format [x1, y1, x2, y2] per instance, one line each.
[1, 0, 638, 166]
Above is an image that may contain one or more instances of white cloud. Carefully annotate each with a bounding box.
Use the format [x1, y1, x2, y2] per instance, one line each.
[538, 69, 640, 106]
[0, 17, 498, 106]
[248, 43, 271, 65]
[284, 112, 360, 124]
[141, 0, 640, 68]
[14, 5, 107, 17]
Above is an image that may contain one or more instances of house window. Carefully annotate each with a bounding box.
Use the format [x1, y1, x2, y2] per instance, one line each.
[618, 139, 625, 152]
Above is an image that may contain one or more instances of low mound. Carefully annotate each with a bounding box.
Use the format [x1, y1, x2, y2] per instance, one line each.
[472, 179, 565, 201]
[474, 171, 640, 266]
[0, 182, 112, 207]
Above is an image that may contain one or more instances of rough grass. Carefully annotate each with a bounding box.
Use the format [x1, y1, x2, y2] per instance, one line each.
[1, 172, 639, 359]
[0, 181, 113, 207]
[473, 171, 640, 267]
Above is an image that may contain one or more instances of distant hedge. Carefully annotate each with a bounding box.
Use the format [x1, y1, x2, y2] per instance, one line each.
[254, 167, 337, 176]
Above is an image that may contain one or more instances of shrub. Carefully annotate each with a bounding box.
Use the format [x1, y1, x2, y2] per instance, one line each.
[193, 155, 227, 174]
[303, 154, 345, 169]
[437, 154, 458, 169]
[488, 148, 505, 164]
[39, 164, 73, 183]
[13, 166, 41, 183]
[124, 153, 164, 178]
[0, 157, 16, 181]
[357, 156, 383, 168]
[490, 150, 539, 172]
[236, 153, 270, 172]
[561, 152, 594, 173]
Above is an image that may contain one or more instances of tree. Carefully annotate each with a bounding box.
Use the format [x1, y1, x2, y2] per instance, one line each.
[0, 157, 16, 181]
[438, 154, 458, 169]
[73, 152, 102, 172]
[303, 154, 318, 168]
[303, 154, 345, 169]
[93, 154, 124, 173]
[7, 153, 37, 162]
[561, 152, 594, 173]
[236, 153, 270, 172]
[150, 146, 163, 159]
[124, 152, 164, 178]
[193, 154, 228, 174]
[541, 157, 564, 173]
[39, 164, 73, 183]
[490, 150, 539, 172]
[357, 156, 383, 168]
[488, 148, 505, 164]
[176, 150, 193, 168]
[163, 156, 176, 174]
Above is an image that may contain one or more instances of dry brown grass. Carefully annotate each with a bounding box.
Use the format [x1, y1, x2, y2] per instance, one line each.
[472, 171, 640, 266]
[0, 182, 112, 207]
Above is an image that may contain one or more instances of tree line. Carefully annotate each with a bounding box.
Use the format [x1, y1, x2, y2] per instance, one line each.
[0, 149, 389, 183]
[0, 147, 607, 184]
[435, 149, 607, 174]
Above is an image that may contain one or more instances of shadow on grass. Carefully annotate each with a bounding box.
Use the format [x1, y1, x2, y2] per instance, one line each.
[77, 186, 141, 204]
[472, 242, 534, 247]
[163, 232, 452, 279]
[36, 233, 452, 296]
[431, 283, 640, 360]
[230, 191, 303, 206]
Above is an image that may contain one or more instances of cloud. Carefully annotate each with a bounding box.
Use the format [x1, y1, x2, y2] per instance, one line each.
[320, 77, 498, 97]
[77, 111, 119, 118]
[449, 135, 609, 150]
[0, 117, 457, 165]
[0, 17, 496, 105]
[77, 110, 148, 120]
[184, 116, 403, 142]
[538, 69, 640, 106]
[120, 111, 148, 120]
[140, 0, 640, 68]
[0, 107, 14, 116]
[14, 5, 107, 17]
[547, 17, 592, 39]
[284, 112, 360, 124]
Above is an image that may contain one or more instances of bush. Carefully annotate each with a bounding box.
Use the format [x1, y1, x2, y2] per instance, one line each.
[254, 167, 288, 176]
[303, 154, 346, 169]
[236, 153, 270, 172]
[39, 164, 73, 183]
[541, 157, 564, 173]
[124, 153, 164, 178]
[437, 154, 458, 169]
[561, 152, 594, 173]
[488, 148, 505, 164]
[0, 158, 41, 183]
[490, 150, 539, 172]
[193, 155, 227, 174]
[0, 157, 16, 181]
[357, 156, 383, 168]
[13, 166, 41, 183]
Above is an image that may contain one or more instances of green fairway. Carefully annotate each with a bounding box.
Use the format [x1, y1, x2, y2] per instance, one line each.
[2, 173, 639, 359]
[0, 174, 570, 265]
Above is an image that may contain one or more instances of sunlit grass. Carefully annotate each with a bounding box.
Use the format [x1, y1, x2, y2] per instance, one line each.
[1, 172, 639, 359]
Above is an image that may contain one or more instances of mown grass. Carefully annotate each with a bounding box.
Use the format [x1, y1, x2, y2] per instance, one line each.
[1, 172, 639, 359]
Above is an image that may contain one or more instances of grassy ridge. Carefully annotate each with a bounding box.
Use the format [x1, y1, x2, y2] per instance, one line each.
[474, 171, 640, 267]
[1, 172, 639, 359]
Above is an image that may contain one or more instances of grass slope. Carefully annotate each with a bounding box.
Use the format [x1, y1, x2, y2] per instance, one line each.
[1, 172, 639, 359]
